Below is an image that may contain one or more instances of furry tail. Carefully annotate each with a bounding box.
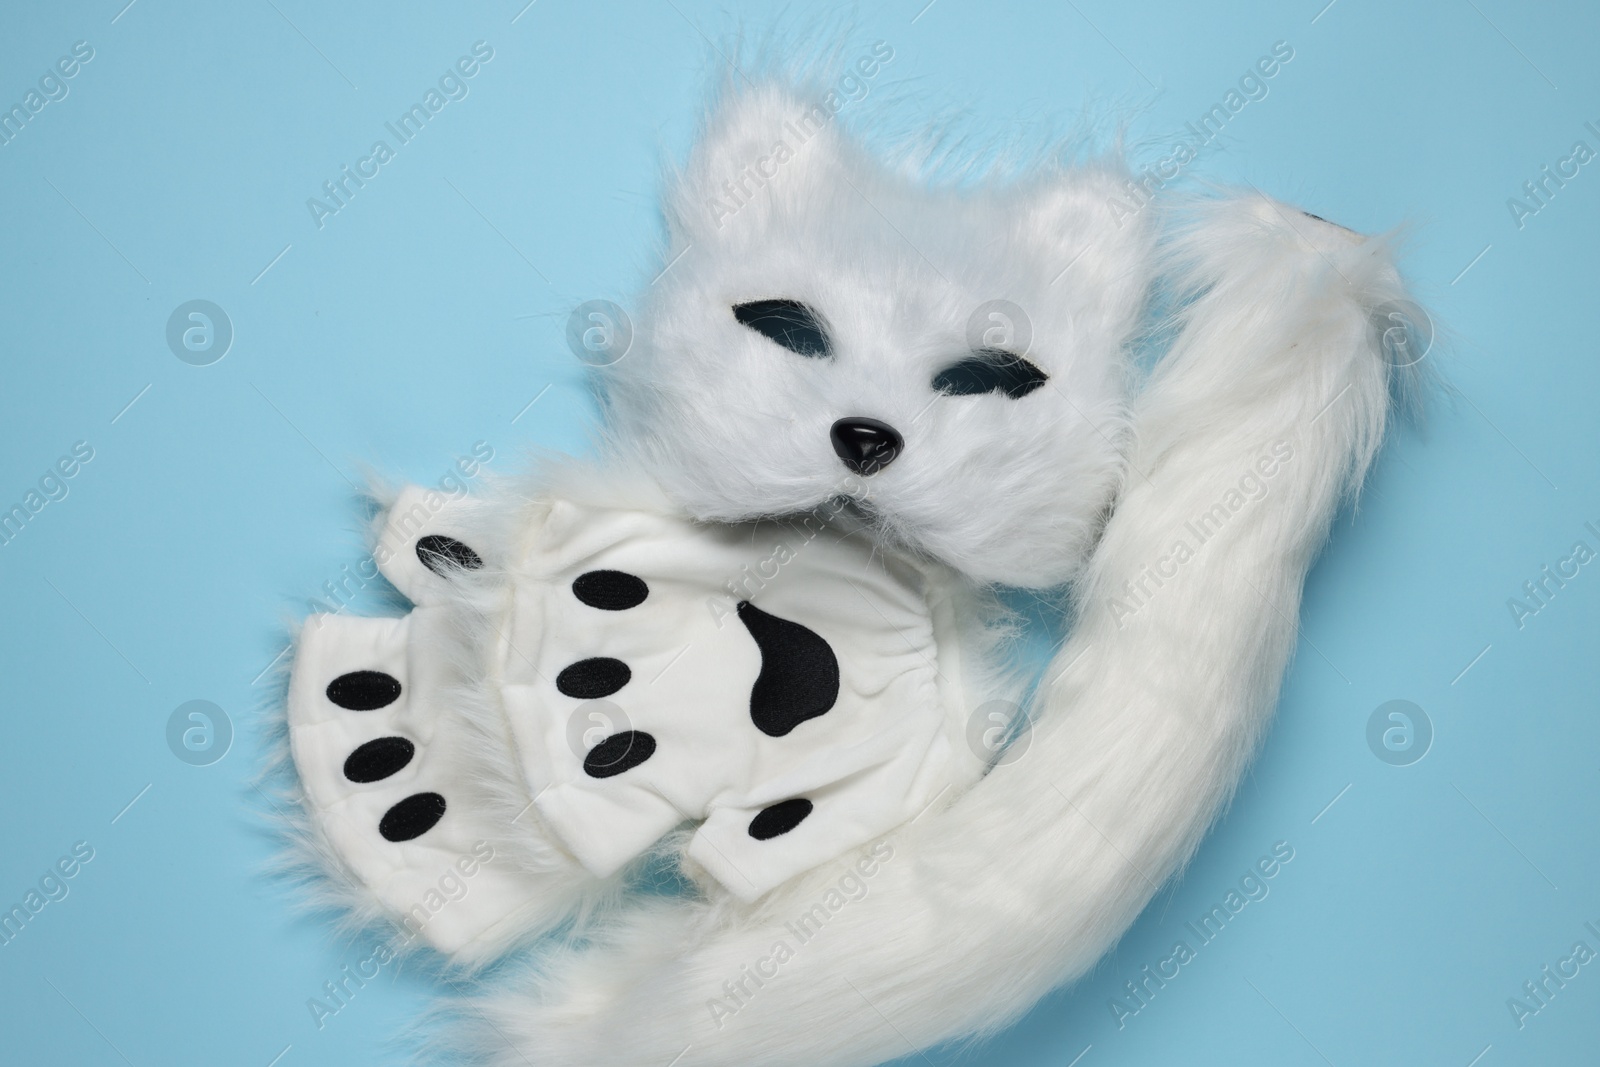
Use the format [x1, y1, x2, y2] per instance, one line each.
[450, 195, 1414, 1066]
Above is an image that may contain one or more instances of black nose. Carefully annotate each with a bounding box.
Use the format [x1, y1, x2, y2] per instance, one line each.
[830, 417, 903, 475]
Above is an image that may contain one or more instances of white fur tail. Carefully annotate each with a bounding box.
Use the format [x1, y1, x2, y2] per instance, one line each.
[450, 195, 1414, 1066]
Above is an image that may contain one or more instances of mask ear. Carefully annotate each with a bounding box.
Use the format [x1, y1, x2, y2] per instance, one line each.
[952, 167, 1154, 389]
[663, 85, 860, 249]
[1017, 166, 1157, 301]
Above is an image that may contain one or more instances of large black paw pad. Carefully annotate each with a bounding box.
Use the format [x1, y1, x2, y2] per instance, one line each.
[379, 792, 446, 842]
[737, 602, 840, 737]
[572, 570, 649, 610]
[416, 534, 484, 575]
[582, 730, 656, 779]
[326, 670, 402, 711]
[557, 657, 632, 699]
[748, 798, 813, 840]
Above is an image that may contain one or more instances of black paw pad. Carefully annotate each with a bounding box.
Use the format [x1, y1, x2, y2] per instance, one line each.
[572, 570, 649, 611]
[343, 736, 415, 783]
[416, 534, 483, 575]
[749, 798, 813, 840]
[583, 730, 656, 779]
[557, 657, 632, 699]
[379, 792, 446, 842]
[737, 602, 840, 737]
[326, 670, 402, 711]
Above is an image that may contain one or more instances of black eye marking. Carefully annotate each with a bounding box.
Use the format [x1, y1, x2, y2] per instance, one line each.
[732, 299, 831, 358]
[932, 349, 1049, 399]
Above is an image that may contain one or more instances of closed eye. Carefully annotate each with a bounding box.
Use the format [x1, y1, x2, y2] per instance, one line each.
[732, 299, 831, 358]
[932, 349, 1049, 398]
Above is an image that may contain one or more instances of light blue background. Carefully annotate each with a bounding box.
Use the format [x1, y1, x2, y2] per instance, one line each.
[1, 1, 1595, 1065]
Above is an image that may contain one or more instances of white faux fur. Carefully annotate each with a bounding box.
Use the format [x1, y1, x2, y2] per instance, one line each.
[604, 85, 1155, 588]
[269, 471, 637, 971]
[274, 78, 1417, 1065]
[434, 89, 1415, 1065]
[274, 453, 1018, 967]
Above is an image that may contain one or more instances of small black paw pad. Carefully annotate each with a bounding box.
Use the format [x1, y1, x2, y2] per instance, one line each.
[557, 657, 632, 699]
[326, 670, 402, 711]
[582, 729, 657, 779]
[379, 792, 447, 842]
[572, 570, 649, 611]
[416, 534, 483, 575]
[748, 798, 813, 840]
[343, 736, 415, 783]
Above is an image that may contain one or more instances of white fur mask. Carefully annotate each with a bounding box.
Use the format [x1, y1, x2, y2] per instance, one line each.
[601, 86, 1155, 587]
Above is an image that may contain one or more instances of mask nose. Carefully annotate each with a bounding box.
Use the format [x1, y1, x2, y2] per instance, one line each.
[830, 417, 904, 476]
